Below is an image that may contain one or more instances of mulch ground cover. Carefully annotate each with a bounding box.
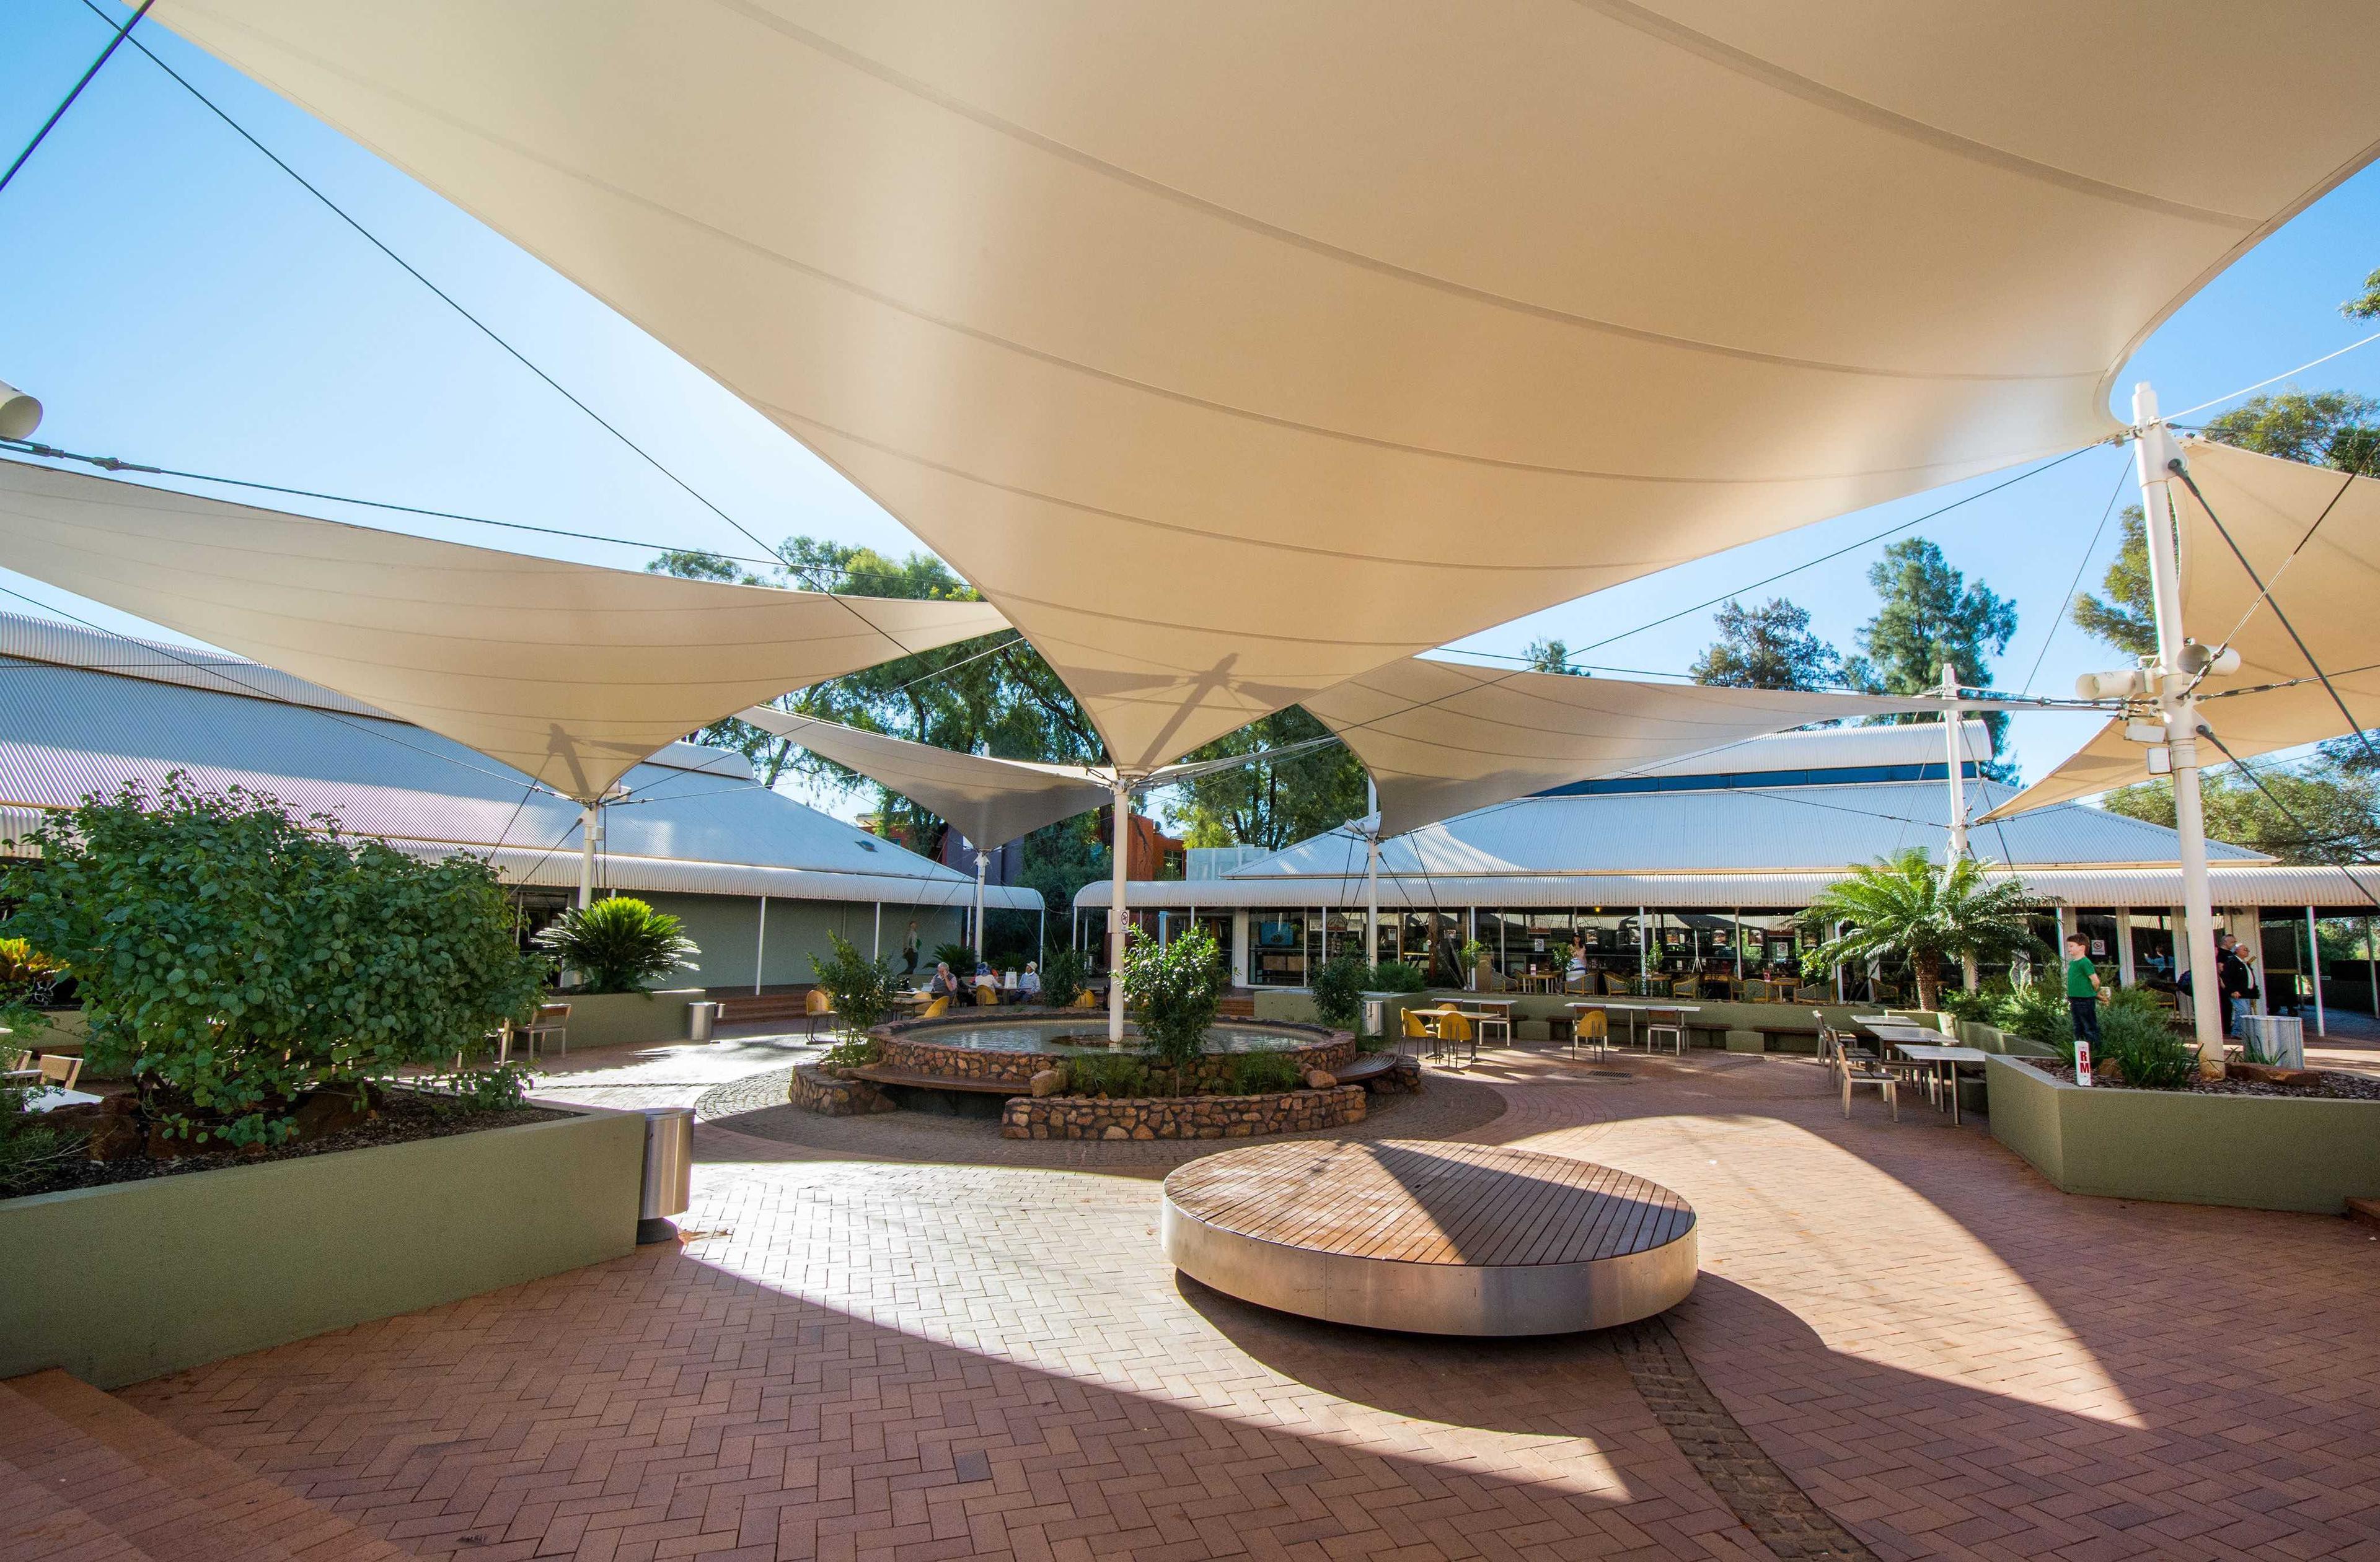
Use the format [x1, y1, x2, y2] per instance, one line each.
[2035, 1061, 2380, 1099]
[4, 1089, 576, 1200]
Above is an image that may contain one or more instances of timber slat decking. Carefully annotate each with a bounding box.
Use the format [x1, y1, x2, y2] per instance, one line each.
[1165, 1141, 1693, 1268]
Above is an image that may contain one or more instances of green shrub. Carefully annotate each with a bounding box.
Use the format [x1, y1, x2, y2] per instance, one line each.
[534, 896, 699, 994]
[2, 774, 547, 1147]
[1996, 977, 2076, 1058]
[423, 1061, 532, 1115]
[818, 1035, 881, 1070]
[1459, 939, 1488, 973]
[1229, 1052, 1301, 1095]
[809, 931, 894, 1032]
[1121, 926, 1223, 1073]
[1039, 949, 1088, 1007]
[2096, 999, 2195, 1089]
[0, 1078, 84, 1193]
[1069, 1052, 1149, 1098]
[933, 941, 975, 973]
[1310, 954, 1368, 1028]
[1938, 986, 2004, 1026]
[1365, 960, 1427, 994]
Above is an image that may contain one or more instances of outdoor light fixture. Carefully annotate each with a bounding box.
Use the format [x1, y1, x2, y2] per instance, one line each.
[2074, 667, 2149, 701]
[0, 379, 40, 442]
[2177, 640, 2242, 678]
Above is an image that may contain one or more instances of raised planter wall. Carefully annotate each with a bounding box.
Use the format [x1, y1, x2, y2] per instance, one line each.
[789, 1063, 896, 1116]
[1003, 1084, 1366, 1140]
[875, 1012, 1355, 1091]
[0, 1107, 646, 1389]
[553, 988, 705, 1052]
[1985, 1055, 2380, 1214]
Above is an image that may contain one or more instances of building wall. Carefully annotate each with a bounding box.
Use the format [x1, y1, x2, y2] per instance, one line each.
[638, 892, 964, 990]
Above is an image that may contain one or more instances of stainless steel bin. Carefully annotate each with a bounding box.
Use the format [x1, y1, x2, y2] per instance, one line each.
[687, 1000, 721, 1042]
[637, 1105, 694, 1244]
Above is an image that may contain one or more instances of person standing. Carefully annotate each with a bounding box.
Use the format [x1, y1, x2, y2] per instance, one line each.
[902, 920, 921, 977]
[2063, 934, 2102, 1045]
[2216, 931, 2256, 1038]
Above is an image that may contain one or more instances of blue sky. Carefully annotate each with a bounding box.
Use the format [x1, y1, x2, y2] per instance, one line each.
[4, 4, 2378, 820]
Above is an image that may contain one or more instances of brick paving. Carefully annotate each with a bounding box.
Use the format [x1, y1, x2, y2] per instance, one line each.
[90, 1041, 2380, 1561]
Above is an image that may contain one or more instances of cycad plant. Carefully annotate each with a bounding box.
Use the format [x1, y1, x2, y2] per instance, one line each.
[1799, 849, 2039, 1012]
[534, 897, 699, 994]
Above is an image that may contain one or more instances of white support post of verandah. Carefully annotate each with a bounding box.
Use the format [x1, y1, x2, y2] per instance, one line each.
[972, 850, 989, 965]
[1108, 776, 1135, 1047]
[1364, 778, 1381, 967]
[2135, 384, 2226, 1074]
[2306, 904, 2327, 1038]
[1941, 662, 1969, 861]
[576, 804, 599, 909]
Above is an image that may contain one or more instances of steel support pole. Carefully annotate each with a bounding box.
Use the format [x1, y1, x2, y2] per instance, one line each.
[873, 901, 881, 962]
[972, 851, 988, 965]
[2135, 384, 2224, 1074]
[1942, 662, 1968, 861]
[1364, 778, 1380, 967]
[754, 895, 767, 996]
[576, 804, 597, 908]
[1108, 779, 1131, 1046]
[2306, 905, 2326, 1037]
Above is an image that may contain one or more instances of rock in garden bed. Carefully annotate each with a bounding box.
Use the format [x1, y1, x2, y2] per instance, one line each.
[4, 1088, 576, 1200]
[2034, 1062, 2380, 1099]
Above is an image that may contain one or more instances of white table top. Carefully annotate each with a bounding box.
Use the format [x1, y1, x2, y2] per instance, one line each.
[22, 1086, 102, 1113]
[1893, 1043, 1990, 1063]
[1566, 999, 1702, 1013]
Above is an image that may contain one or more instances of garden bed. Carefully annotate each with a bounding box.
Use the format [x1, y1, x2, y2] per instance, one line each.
[5, 1088, 576, 1201]
[2027, 1062, 2380, 1099]
[1985, 1055, 2380, 1214]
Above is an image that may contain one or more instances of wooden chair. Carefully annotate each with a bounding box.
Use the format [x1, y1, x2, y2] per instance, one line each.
[921, 995, 951, 1019]
[516, 1002, 570, 1059]
[1643, 1006, 1685, 1056]
[1743, 979, 1776, 1003]
[1672, 976, 1700, 1001]
[34, 1052, 81, 1091]
[1602, 972, 1632, 996]
[804, 987, 837, 1037]
[1792, 985, 1829, 1004]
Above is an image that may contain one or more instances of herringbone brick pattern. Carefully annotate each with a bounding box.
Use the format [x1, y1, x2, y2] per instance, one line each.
[94, 1046, 2380, 1561]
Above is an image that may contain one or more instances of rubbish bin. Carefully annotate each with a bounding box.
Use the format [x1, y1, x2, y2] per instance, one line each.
[687, 1000, 721, 1043]
[637, 1106, 694, 1244]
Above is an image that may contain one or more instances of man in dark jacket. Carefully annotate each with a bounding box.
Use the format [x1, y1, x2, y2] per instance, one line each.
[2215, 932, 2256, 1037]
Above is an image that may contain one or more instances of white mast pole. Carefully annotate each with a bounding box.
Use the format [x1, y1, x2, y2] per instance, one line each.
[1942, 662, 1968, 861]
[576, 804, 597, 909]
[1364, 778, 1380, 967]
[2135, 382, 2225, 1076]
[1109, 778, 1132, 1047]
[973, 849, 989, 965]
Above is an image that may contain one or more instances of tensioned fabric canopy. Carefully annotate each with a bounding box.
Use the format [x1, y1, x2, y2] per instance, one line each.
[1982, 440, 2380, 820]
[0, 460, 1008, 802]
[165, 2, 2380, 771]
[1301, 659, 2032, 836]
[738, 708, 1113, 851]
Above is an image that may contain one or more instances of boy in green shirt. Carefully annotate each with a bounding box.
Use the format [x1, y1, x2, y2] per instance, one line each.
[2064, 934, 2102, 1043]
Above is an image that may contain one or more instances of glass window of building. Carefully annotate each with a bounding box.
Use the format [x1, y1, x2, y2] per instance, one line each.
[2127, 910, 2176, 989]
[1250, 911, 1305, 986]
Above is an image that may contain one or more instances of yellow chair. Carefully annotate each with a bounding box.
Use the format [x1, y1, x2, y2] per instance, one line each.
[1072, 989, 1099, 1009]
[1434, 1010, 1474, 1064]
[972, 983, 1001, 1007]
[921, 996, 950, 1019]
[804, 986, 837, 1037]
[1574, 1009, 1610, 1055]
[1401, 1007, 1433, 1040]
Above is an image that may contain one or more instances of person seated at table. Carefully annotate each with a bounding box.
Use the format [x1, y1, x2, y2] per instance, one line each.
[925, 961, 961, 998]
[1018, 962, 1042, 1001]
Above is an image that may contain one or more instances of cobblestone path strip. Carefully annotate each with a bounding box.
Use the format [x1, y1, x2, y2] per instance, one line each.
[1617, 1317, 1878, 1561]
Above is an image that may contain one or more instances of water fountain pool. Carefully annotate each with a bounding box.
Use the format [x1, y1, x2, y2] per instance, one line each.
[915, 1018, 1311, 1055]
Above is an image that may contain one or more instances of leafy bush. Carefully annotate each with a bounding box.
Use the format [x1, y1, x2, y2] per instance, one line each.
[1938, 986, 2004, 1027]
[1229, 1051, 1301, 1095]
[423, 1061, 532, 1115]
[1121, 926, 1223, 1073]
[809, 931, 894, 1032]
[933, 941, 975, 973]
[818, 1035, 881, 1070]
[0, 936, 66, 1004]
[1310, 954, 1368, 1028]
[1459, 939, 1488, 973]
[2, 774, 546, 1146]
[1068, 1052, 1149, 1098]
[1996, 976, 2076, 1058]
[0, 1078, 84, 1194]
[1039, 949, 1088, 1007]
[1365, 960, 1427, 994]
[534, 897, 699, 994]
[2096, 998, 2195, 1089]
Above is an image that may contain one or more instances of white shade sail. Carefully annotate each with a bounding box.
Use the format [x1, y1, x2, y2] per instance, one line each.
[165, 2, 2380, 771]
[738, 708, 1112, 850]
[1303, 659, 2027, 836]
[1983, 440, 2380, 820]
[0, 460, 1008, 802]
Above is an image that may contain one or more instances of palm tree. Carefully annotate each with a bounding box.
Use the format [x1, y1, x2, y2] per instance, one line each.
[1798, 850, 2039, 1011]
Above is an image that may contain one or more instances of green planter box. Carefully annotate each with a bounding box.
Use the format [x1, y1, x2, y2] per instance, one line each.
[553, 988, 706, 1051]
[0, 1107, 646, 1389]
[1985, 1055, 2380, 1214]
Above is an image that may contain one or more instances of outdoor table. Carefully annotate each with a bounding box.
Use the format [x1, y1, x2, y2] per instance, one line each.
[1455, 1007, 1514, 1048]
[1567, 999, 1701, 1053]
[22, 1087, 101, 1113]
[1409, 1006, 1484, 1066]
[1893, 1043, 1991, 1125]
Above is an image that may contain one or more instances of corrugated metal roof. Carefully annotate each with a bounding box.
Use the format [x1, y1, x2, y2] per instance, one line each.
[0, 610, 393, 717]
[1078, 866, 2379, 911]
[1624, 718, 1991, 779]
[1227, 780, 2265, 880]
[0, 646, 1027, 908]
